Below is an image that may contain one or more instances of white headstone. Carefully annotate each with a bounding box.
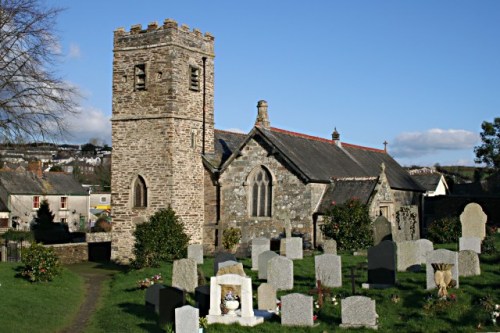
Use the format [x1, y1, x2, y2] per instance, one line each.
[416, 239, 434, 264]
[459, 237, 481, 254]
[396, 240, 421, 272]
[323, 239, 337, 254]
[257, 283, 276, 311]
[315, 254, 342, 287]
[460, 203, 487, 240]
[187, 244, 204, 264]
[267, 256, 294, 291]
[258, 251, 278, 280]
[175, 305, 199, 333]
[251, 237, 270, 270]
[281, 293, 314, 327]
[284, 237, 303, 260]
[340, 296, 378, 329]
[458, 250, 481, 277]
[425, 249, 459, 290]
[172, 258, 198, 293]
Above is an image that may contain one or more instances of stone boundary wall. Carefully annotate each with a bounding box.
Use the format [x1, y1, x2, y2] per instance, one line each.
[45, 243, 88, 265]
[86, 232, 112, 243]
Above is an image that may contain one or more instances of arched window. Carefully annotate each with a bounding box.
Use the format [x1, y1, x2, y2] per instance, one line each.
[249, 167, 272, 217]
[134, 175, 147, 208]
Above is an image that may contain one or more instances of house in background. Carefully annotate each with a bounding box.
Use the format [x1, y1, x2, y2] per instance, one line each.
[408, 168, 449, 197]
[0, 161, 90, 233]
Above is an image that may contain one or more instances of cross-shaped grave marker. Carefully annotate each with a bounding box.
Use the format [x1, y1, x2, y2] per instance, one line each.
[345, 264, 366, 295]
[308, 280, 332, 308]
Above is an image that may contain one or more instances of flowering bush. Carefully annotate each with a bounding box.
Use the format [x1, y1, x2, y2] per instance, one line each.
[478, 295, 499, 326]
[137, 273, 163, 289]
[423, 293, 457, 313]
[21, 242, 61, 282]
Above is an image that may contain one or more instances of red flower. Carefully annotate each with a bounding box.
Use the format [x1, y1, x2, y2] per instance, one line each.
[313, 315, 318, 321]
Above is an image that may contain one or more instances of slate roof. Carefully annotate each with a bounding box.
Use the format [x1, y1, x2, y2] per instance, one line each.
[210, 126, 424, 192]
[0, 197, 9, 212]
[411, 173, 444, 192]
[317, 178, 378, 213]
[204, 129, 247, 169]
[0, 170, 88, 195]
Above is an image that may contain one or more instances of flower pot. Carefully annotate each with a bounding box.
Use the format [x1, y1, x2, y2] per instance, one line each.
[224, 300, 239, 316]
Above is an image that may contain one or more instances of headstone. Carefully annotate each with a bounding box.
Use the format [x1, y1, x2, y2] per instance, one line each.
[364, 240, 396, 288]
[267, 255, 293, 291]
[281, 293, 314, 327]
[340, 296, 378, 330]
[251, 237, 270, 270]
[213, 252, 237, 275]
[257, 283, 276, 311]
[323, 239, 337, 254]
[395, 205, 420, 241]
[216, 262, 245, 277]
[279, 238, 286, 256]
[315, 254, 342, 288]
[373, 215, 392, 245]
[458, 250, 481, 277]
[460, 202, 487, 240]
[175, 305, 199, 333]
[426, 249, 459, 289]
[195, 285, 211, 317]
[396, 240, 421, 272]
[158, 286, 186, 328]
[284, 237, 303, 260]
[172, 258, 198, 293]
[145, 284, 165, 314]
[459, 237, 481, 254]
[258, 250, 278, 280]
[218, 260, 240, 271]
[416, 239, 434, 264]
[207, 274, 264, 326]
[187, 244, 204, 264]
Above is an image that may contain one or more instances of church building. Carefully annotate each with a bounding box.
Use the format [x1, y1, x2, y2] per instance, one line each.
[110, 19, 424, 263]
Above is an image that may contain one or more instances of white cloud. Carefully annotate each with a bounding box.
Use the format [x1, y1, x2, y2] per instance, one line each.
[64, 107, 111, 145]
[391, 128, 479, 158]
[68, 43, 81, 59]
[222, 128, 246, 134]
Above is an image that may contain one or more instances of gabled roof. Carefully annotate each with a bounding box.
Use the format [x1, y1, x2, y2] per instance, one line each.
[203, 129, 247, 169]
[0, 170, 88, 196]
[211, 126, 424, 192]
[411, 173, 444, 192]
[317, 177, 378, 213]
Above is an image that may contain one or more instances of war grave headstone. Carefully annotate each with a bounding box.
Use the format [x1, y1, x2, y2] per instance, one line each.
[315, 254, 342, 288]
[251, 237, 270, 270]
[458, 250, 481, 277]
[426, 249, 459, 289]
[396, 240, 422, 272]
[175, 305, 199, 333]
[323, 239, 337, 254]
[145, 284, 165, 314]
[257, 283, 277, 311]
[158, 286, 186, 328]
[416, 239, 434, 264]
[195, 285, 211, 317]
[373, 215, 392, 245]
[281, 293, 314, 327]
[460, 202, 487, 240]
[172, 258, 198, 293]
[187, 244, 204, 264]
[213, 252, 237, 275]
[459, 237, 481, 254]
[284, 237, 303, 260]
[207, 274, 264, 326]
[267, 255, 294, 291]
[340, 296, 378, 330]
[258, 250, 279, 280]
[363, 240, 396, 289]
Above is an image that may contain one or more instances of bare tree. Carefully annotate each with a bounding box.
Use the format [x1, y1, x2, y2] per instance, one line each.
[0, 0, 79, 142]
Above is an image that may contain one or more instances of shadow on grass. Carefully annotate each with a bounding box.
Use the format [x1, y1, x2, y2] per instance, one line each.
[118, 302, 163, 331]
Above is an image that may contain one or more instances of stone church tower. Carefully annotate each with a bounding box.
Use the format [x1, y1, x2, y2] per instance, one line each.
[110, 19, 215, 262]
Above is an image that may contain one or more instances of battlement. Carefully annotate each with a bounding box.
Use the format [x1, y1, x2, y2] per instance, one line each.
[114, 18, 214, 53]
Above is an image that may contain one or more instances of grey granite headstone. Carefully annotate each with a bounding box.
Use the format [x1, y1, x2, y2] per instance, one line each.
[416, 239, 434, 264]
[396, 240, 421, 272]
[373, 215, 392, 245]
[285, 237, 303, 260]
[187, 244, 204, 264]
[315, 254, 342, 287]
[458, 250, 481, 277]
[257, 283, 277, 311]
[366, 240, 396, 287]
[426, 249, 459, 289]
[258, 250, 279, 280]
[281, 293, 314, 327]
[267, 255, 293, 291]
[213, 252, 237, 275]
[175, 305, 199, 333]
[323, 239, 337, 254]
[172, 258, 198, 293]
[145, 284, 165, 314]
[340, 296, 378, 329]
[252, 237, 270, 270]
[460, 202, 487, 240]
[459, 237, 481, 254]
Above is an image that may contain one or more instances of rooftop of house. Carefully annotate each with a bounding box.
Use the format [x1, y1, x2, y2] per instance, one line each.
[0, 170, 88, 196]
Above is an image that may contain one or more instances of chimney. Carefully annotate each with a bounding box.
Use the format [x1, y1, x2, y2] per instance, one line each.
[255, 100, 270, 128]
[27, 160, 43, 178]
[332, 127, 341, 147]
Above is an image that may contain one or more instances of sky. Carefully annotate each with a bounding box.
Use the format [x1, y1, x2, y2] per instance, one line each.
[48, 0, 500, 167]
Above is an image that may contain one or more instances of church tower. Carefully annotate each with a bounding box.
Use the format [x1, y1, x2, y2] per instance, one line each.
[111, 19, 215, 262]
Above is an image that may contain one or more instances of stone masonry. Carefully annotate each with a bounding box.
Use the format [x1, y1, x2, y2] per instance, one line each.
[111, 19, 215, 262]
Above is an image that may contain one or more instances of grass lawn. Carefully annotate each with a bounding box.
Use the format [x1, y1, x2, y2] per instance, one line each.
[0, 263, 85, 333]
[86, 234, 500, 333]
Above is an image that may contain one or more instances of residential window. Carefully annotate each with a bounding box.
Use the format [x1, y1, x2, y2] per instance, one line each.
[189, 66, 200, 91]
[249, 166, 272, 217]
[33, 196, 40, 209]
[134, 175, 147, 208]
[61, 196, 68, 209]
[135, 64, 146, 91]
[99, 196, 107, 204]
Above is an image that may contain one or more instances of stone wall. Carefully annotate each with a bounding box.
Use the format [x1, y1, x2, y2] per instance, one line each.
[111, 19, 215, 263]
[46, 243, 88, 265]
[86, 232, 112, 243]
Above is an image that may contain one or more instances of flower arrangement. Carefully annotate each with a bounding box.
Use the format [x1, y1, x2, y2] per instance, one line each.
[423, 293, 457, 313]
[224, 290, 237, 301]
[137, 273, 163, 289]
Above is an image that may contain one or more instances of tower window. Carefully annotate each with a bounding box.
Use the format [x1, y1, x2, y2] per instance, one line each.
[135, 64, 146, 91]
[189, 66, 200, 91]
[134, 175, 148, 208]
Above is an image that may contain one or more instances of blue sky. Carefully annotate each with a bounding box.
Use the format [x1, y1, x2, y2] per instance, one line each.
[50, 0, 499, 167]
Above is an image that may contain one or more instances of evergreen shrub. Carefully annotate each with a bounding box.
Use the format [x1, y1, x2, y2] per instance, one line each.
[320, 198, 373, 251]
[222, 227, 241, 251]
[21, 243, 61, 282]
[133, 207, 190, 268]
[1, 230, 34, 242]
[427, 216, 461, 244]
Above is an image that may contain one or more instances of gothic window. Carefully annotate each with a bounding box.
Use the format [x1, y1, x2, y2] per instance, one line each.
[134, 175, 148, 208]
[249, 166, 272, 217]
[135, 64, 146, 90]
[189, 66, 200, 91]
